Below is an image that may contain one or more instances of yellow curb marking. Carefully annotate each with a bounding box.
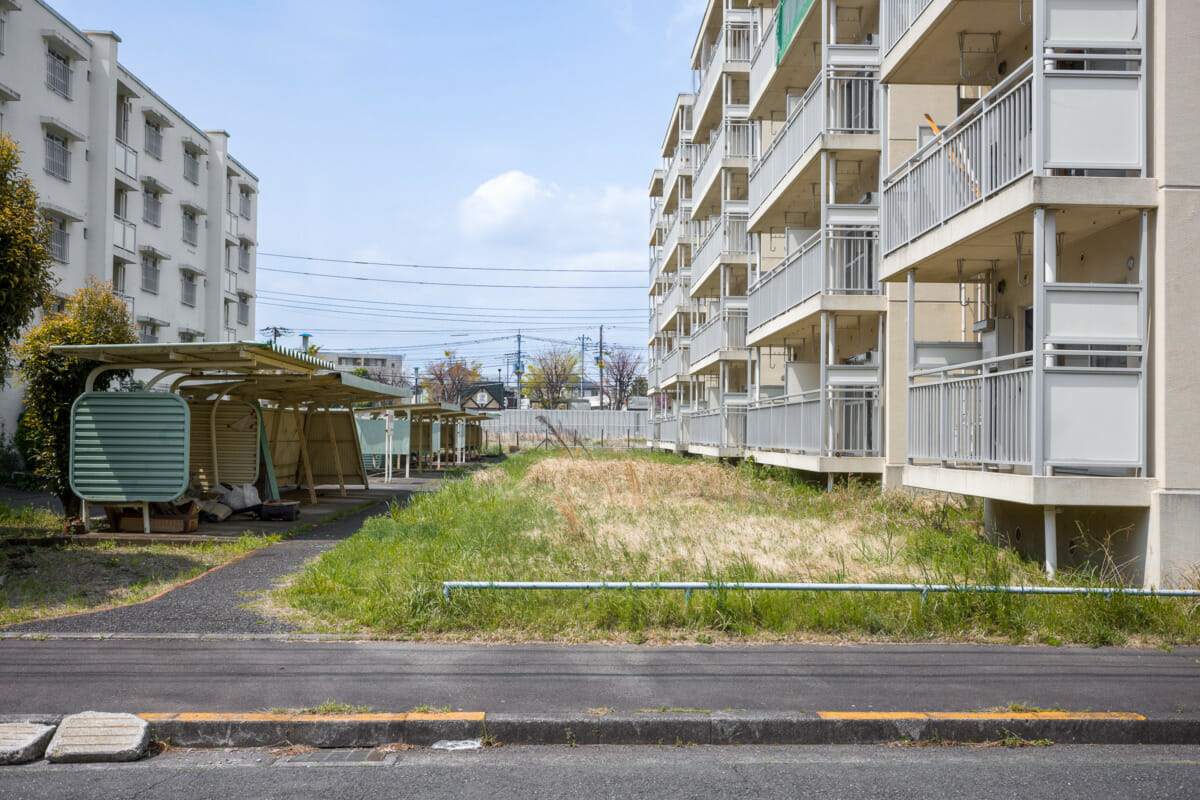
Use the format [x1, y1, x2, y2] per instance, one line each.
[817, 711, 1145, 721]
[139, 712, 486, 723]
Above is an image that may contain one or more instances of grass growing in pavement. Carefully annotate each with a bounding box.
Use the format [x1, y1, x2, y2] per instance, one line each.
[273, 450, 1200, 646]
[0, 533, 278, 627]
[269, 701, 374, 715]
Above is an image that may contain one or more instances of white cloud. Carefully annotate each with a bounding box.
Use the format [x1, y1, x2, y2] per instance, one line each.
[457, 170, 644, 263]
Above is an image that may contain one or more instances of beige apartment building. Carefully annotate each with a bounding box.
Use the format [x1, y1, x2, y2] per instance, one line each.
[650, 0, 1200, 586]
[0, 0, 258, 439]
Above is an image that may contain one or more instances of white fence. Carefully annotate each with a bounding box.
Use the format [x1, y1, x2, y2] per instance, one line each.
[482, 409, 648, 445]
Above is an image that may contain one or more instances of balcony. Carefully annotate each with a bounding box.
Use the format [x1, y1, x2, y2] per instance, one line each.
[663, 207, 699, 271]
[225, 209, 240, 239]
[694, 13, 755, 133]
[660, 345, 691, 387]
[649, 198, 664, 242]
[693, 118, 754, 211]
[690, 300, 748, 369]
[688, 406, 747, 450]
[114, 140, 138, 182]
[882, 30, 1148, 267]
[691, 212, 750, 292]
[748, 217, 879, 337]
[747, 385, 880, 458]
[881, 0, 935, 57]
[112, 216, 136, 254]
[749, 63, 879, 217]
[224, 269, 238, 295]
[656, 413, 689, 448]
[648, 246, 664, 284]
[663, 143, 694, 210]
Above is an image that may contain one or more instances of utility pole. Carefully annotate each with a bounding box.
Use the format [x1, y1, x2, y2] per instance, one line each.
[598, 325, 604, 410]
[413, 366, 420, 402]
[515, 330, 524, 407]
[577, 334, 592, 398]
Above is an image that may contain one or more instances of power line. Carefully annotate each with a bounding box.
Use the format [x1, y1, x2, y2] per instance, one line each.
[255, 298, 643, 323]
[258, 266, 643, 290]
[258, 252, 642, 274]
[257, 289, 641, 313]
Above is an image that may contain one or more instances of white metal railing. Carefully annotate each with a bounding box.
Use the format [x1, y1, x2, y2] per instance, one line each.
[907, 353, 1033, 468]
[648, 246, 664, 283]
[181, 275, 197, 307]
[662, 346, 689, 382]
[649, 198, 664, 234]
[749, 66, 878, 212]
[182, 213, 199, 246]
[747, 387, 879, 456]
[695, 120, 755, 203]
[113, 216, 136, 252]
[46, 50, 72, 98]
[882, 61, 1033, 254]
[184, 152, 200, 184]
[663, 206, 697, 261]
[749, 7, 778, 106]
[748, 223, 878, 331]
[44, 134, 70, 181]
[664, 143, 694, 199]
[225, 209, 239, 237]
[114, 140, 138, 181]
[690, 304, 748, 366]
[696, 19, 756, 113]
[883, 0, 936, 55]
[688, 406, 747, 449]
[693, 212, 750, 283]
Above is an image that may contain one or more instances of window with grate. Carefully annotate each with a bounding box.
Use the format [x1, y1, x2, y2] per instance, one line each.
[144, 119, 162, 159]
[237, 294, 250, 326]
[141, 254, 160, 294]
[183, 148, 200, 184]
[143, 190, 162, 226]
[45, 48, 71, 98]
[44, 131, 70, 180]
[181, 271, 197, 307]
[179, 332, 196, 343]
[238, 242, 250, 272]
[112, 263, 126, 294]
[182, 209, 198, 245]
[138, 321, 158, 344]
[46, 216, 68, 262]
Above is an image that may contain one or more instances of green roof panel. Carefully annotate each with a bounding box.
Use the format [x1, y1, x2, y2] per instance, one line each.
[70, 392, 191, 503]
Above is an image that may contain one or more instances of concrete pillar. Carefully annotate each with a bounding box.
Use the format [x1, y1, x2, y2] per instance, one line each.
[83, 32, 119, 282]
[204, 131, 231, 339]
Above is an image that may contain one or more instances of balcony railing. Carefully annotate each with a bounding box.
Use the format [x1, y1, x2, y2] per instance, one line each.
[908, 353, 1033, 468]
[696, 17, 755, 114]
[648, 246, 664, 282]
[747, 387, 879, 457]
[664, 143, 694, 198]
[114, 140, 138, 181]
[695, 119, 754, 202]
[748, 220, 879, 331]
[882, 61, 1034, 255]
[649, 198, 664, 235]
[658, 414, 688, 445]
[693, 212, 750, 283]
[882, 0, 936, 56]
[662, 346, 690, 383]
[225, 209, 240, 238]
[749, 65, 878, 212]
[749, 6, 778, 105]
[663, 206, 697, 261]
[112, 216, 136, 253]
[688, 406, 747, 449]
[690, 302, 748, 366]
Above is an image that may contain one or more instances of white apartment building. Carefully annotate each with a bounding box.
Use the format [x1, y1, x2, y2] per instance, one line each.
[650, 0, 1200, 586]
[0, 0, 259, 434]
[324, 351, 407, 387]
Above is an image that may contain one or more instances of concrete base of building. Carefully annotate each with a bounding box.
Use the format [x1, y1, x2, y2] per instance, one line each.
[687, 444, 741, 459]
[746, 450, 884, 476]
[902, 465, 1156, 508]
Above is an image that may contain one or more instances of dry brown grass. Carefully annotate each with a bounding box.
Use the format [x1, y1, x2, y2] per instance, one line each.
[520, 456, 895, 581]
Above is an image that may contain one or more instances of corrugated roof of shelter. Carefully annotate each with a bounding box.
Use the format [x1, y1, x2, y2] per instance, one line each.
[358, 401, 462, 419]
[175, 372, 410, 406]
[51, 341, 333, 373]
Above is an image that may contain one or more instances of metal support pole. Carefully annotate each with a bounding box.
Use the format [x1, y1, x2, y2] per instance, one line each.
[1031, 208, 1046, 476]
[1044, 506, 1058, 578]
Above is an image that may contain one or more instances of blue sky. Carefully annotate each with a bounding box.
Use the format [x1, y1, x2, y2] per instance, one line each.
[50, 0, 705, 382]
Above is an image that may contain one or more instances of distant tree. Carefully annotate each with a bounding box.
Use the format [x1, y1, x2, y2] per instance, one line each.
[603, 348, 643, 409]
[16, 278, 138, 515]
[422, 352, 482, 403]
[0, 134, 58, 384]
[368, 367, 409, 388]
[350, 366, 370, 379]
[631, 376, 649, 397]
[525, 347, 580, 409]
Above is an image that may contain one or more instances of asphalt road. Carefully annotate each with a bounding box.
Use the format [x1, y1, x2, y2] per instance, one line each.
[2, 745, 1198, 800]
[1, 639, 1197, 714]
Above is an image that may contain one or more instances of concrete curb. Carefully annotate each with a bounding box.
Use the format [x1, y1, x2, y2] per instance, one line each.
[122, 711, 1200, 749]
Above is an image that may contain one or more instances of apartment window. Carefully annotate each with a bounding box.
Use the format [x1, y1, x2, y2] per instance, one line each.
[46, 216, 69, 263]
[143, 190, 162, 226]
[182, 209, 198, 245]
[179, 332, 196, 343]
[223, 300, 231, 327]
[138, 321, 158, 344]
[0, 13, 7, 56]
[45, 48, 72, 99]
[144, 119, 162, 159]
[180, 271, 197, 307]
[116, 98, 132, 144]
[46, 295, 68, 315]
[140, 254, 160, 294]
[112, 263, 126, 294]
[238, 188, 251, 218]
[44, 132, 70, 181]
[237, 294, 250, 326]
[183, 148, 200, 184]
[238, 242, 250, 272]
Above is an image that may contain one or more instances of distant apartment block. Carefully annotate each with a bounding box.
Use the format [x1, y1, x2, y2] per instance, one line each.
[649, 0, 1200, 587]
[0, 0, 259, 434]
[324, 351, 407, 387]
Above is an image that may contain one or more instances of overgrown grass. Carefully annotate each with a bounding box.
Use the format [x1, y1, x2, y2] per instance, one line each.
[273, 450, 1200, 646]
[0, 533, 278, 627]
[0, 501, 62, 540]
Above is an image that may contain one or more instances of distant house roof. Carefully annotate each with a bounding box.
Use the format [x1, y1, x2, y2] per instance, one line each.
[460, 382, 505, 409]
